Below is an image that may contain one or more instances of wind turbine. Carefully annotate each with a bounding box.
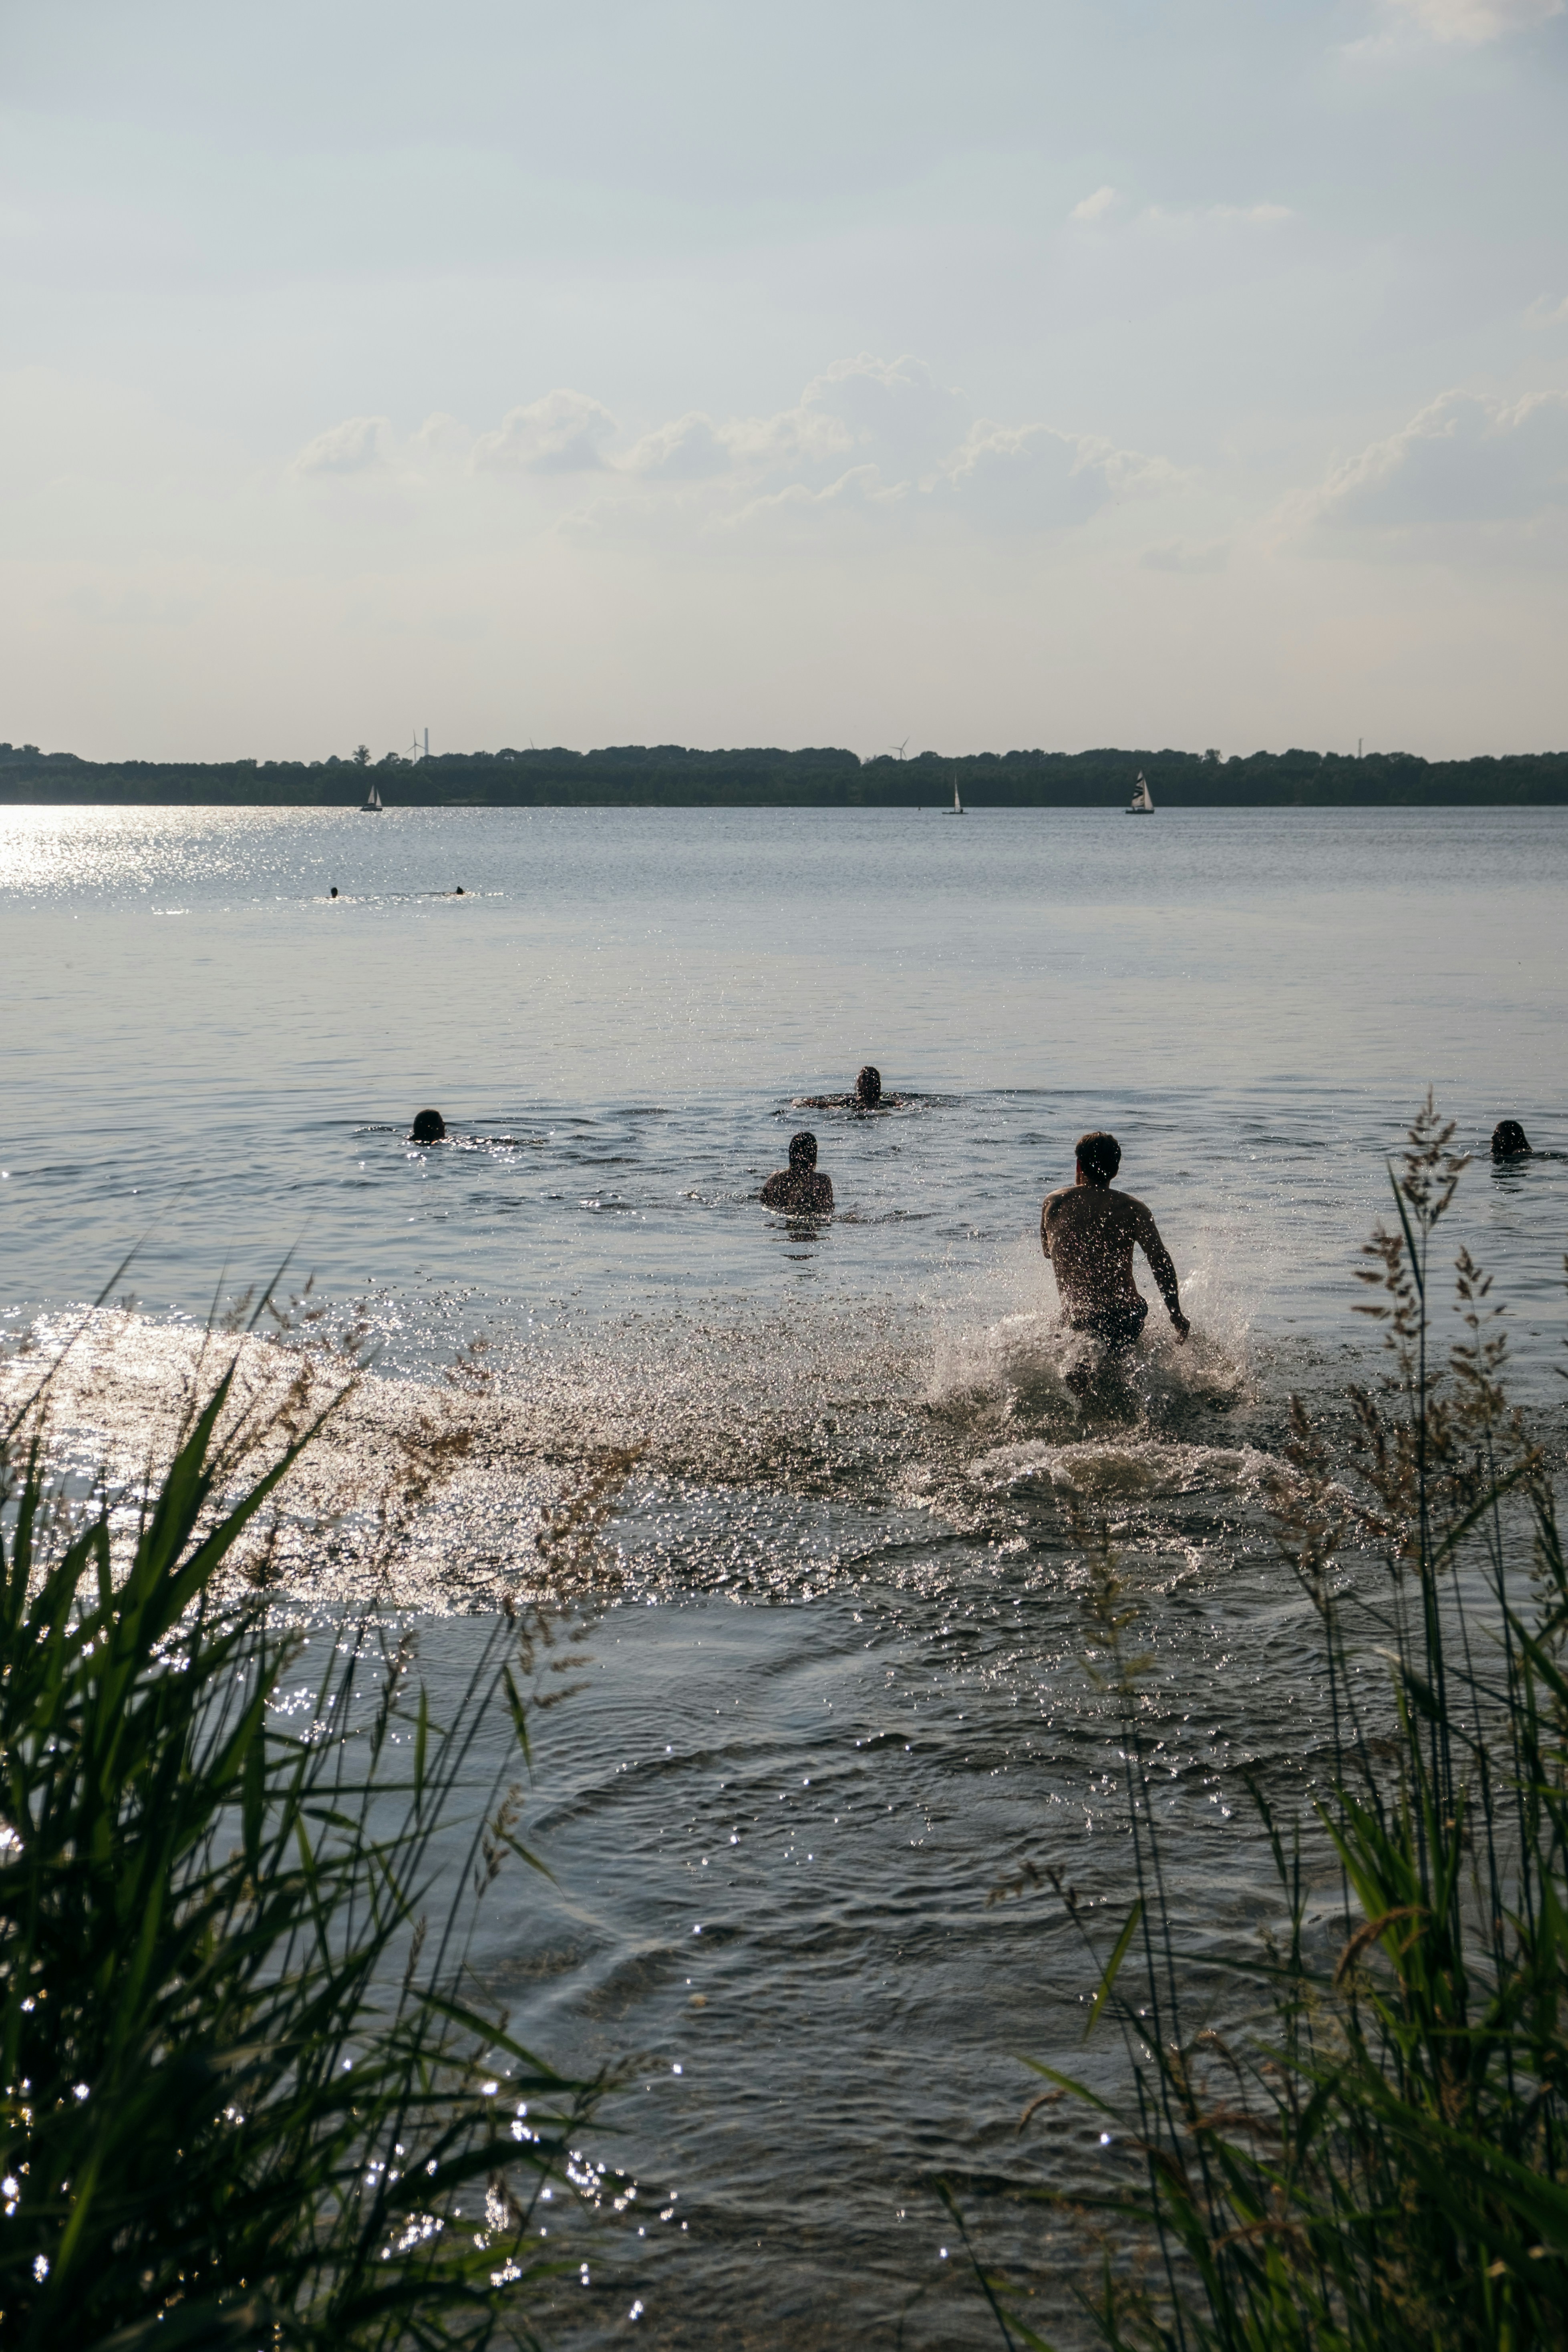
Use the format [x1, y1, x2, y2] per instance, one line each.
[890, 738, 909, 761]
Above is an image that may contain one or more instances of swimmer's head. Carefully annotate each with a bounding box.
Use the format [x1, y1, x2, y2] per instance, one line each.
[855, 1065, 882, 1108]
[410, 1108, 447, 1144]
[788, 1130, 818, 1171]
[329, 886, 338, 898]
[1076, 1130, 1121, 1188]
[1492, 1119, 1532, 1162]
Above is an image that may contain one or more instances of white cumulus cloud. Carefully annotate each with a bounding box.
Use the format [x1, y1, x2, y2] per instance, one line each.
[625, 412, 732, 480]
[1385, 0, 1562, 41]
[472, 389, 617, 474]
[292, 415, 391, 475]
[1070, 184, 1119, 223]
[290, 356, 1180, 548]
[933, 421, 1172, 529]
[1310, 387, 1568, 532]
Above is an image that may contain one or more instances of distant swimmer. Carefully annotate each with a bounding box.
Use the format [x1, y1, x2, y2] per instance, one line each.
[1492, 1120, 1532, 1162]
[794, 1064, 912, 1112]
[329, 886, 338, 898]
[454, 885, 465, 895]
[1041, 1131, 1189, 1361]
[761, 1130, 834, 1214]
[409, 1108, 447, 1143]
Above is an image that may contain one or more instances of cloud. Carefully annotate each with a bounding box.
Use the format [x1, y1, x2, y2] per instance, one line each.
[630, 354, 967, 493]
[1525, 294, 1568, 330]
[1141, 539, 1230, 573]
[288, 355, 1179, 547]
[733, 463, 906, 528]
[625, 411, 731, 480]
[1310, 387, 1568, 532]
[934, 421, 1175, 528]
[730, 408, 1178, 537]
[1070, 184, 1119, 222]
[471, 388, 617, 474]
[1385, 0, 1562, 40]
[411, 411, 469, 461]
[292, 415, 391, 475]
[789, 352, 968, 472]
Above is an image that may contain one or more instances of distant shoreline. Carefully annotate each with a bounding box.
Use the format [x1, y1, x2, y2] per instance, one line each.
[2, 743, 1566, 807]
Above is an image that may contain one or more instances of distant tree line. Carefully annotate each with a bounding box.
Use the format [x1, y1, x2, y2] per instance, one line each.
[2, 739, 1566, 806]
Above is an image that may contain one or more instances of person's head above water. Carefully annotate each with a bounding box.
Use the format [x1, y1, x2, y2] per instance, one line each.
[410, 1108, 447, 1144]
[855, 1065, 882, 1108]
[788, 1130, 818, 1170]
[1075, 1130, 1121, 1188]
[1492, 1119, 1532, 1162]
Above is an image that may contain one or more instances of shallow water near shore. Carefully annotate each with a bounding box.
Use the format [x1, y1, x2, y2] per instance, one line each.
[3, 803, 1566, 2342]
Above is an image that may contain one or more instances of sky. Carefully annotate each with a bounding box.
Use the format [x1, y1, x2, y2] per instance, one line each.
[2, 0, 1566, 763]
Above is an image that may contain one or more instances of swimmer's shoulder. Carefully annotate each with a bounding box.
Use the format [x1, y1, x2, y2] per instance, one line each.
[1111, 1189, 1162, 1235]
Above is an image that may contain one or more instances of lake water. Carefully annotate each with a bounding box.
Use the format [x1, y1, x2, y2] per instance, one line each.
[2, 803, 1565, 2345]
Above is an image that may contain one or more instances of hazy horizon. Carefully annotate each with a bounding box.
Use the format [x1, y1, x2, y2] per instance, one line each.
[4, 0, 1566, 766]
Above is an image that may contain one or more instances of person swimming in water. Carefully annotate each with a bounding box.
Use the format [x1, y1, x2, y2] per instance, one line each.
[410, 1108, 447, 1143]
[1492, 1120, 1532, 1162]
[761, 1130, 834, 1214]
[794, 1064, 910, 1112]
[1041, 1131, 1189, 1365]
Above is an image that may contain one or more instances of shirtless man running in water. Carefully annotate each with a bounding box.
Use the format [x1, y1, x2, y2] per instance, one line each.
[1041, 1130, 1190, 1360]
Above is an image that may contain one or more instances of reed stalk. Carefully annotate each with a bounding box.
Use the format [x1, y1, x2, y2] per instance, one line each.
[0, 1312, 623, 2350]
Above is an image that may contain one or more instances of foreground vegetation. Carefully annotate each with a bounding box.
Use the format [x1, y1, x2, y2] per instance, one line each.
[0, 1317, 620, 2349]
[970, 1099, 1568, 2348]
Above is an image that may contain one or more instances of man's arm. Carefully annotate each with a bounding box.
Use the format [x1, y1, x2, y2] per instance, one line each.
[1040, 1197, 1053, 1259]
[1135, 1207, 1190, 1339]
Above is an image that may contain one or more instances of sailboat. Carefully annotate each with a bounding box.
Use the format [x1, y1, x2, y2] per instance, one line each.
[1126, 771, 1154, 815]
[360, 781, 382, 814]
[949, 771, 964, 815]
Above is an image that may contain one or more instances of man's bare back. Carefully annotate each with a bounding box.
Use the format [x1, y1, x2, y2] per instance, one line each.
[761, 1167, 834, 1212]
[761, 1129, 834, 1215]
[1041, 1131, 1189, 1348]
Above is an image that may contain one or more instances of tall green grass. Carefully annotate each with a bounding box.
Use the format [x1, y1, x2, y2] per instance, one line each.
[0, 1317, 622, 2350]
[966, 1098, 1568, 2349]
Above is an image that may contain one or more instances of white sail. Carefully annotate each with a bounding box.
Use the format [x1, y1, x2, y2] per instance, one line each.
[1127, 772, 1154, 814]
[952, 773, 964, 814]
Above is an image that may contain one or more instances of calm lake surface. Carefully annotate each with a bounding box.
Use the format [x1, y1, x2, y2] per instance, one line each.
[3, 803, 1566, 2345]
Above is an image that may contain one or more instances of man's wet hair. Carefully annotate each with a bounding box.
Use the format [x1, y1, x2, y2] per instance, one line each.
[855, 1065, 882, 1108]
[789, 1130, 818, 1169]
[1076, 1130, 1121, 1186]
[410, 1108, 447, 1143]
[1492, 1119, 1532, 1162]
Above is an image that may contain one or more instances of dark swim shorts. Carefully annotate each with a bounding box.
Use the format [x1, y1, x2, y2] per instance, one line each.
[1069, 1297, 1149, 1351]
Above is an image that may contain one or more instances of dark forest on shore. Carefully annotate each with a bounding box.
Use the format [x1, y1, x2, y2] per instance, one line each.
[3, 739, 1566, 806]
